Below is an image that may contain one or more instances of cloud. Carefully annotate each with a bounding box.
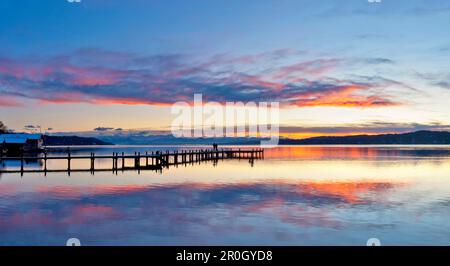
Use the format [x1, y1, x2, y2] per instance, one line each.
[270, 59, 341, 81]
[364, 58, 395, 65]
[316, 1, 450, 18]
[94, 127, 115, 131]
[0, 95, 22, 107]
[436, 45, 450, 53]
[0, 48, 401, 108]
[435, 81, 450, 90]
[414, 71, 450, 90]
[408, 5, 450, 16]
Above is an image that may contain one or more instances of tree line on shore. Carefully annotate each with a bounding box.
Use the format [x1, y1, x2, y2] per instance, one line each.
[0, 121, 7, 134]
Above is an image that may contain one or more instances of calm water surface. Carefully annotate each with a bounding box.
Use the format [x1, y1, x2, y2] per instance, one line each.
[1, 146, 450, 245]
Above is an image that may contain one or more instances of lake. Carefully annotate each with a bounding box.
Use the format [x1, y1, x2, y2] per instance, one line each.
[1, 145, 450, 245]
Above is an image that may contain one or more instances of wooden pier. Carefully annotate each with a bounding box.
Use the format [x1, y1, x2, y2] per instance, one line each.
[0, 148, 264, 175]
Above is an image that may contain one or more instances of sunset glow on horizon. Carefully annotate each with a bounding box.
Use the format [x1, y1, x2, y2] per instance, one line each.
[1, 0, 450, 138]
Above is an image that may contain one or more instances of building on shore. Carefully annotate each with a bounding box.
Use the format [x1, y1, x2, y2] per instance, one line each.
[0, 134, 44, 154]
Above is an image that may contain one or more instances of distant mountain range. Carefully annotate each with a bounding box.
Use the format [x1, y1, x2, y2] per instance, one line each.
[46, 130, 450, 146]
[94, 130, 450, 145]
[94, 134, 263, 145]
[44, 135, 112, 146]
[279, 130, 450, 145]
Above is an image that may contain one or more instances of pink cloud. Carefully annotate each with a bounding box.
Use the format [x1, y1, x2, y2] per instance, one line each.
[0, 49, 402, 108]
[0, 94, 23, 107]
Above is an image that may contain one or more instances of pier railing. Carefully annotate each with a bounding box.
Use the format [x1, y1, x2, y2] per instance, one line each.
[0, 148, 264, 175]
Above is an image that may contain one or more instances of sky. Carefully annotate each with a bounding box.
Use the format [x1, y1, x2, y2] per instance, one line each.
[1, 0, 450, 138]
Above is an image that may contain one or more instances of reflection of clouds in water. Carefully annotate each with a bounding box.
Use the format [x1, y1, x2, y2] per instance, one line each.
[0, 180, 403, 244]
[1, 146, 449, 245]
[265, 146, 450, 160]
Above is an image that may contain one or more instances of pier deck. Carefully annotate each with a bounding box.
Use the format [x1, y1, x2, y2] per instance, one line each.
[0, 148, 264, 175]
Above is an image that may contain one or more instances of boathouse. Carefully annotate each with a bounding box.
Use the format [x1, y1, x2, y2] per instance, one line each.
[0, 134, 44, 153]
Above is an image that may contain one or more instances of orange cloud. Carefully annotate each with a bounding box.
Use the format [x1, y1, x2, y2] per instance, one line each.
[292, 85, 398, 108]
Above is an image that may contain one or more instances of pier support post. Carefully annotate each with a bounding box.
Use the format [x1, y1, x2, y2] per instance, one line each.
[90, 153, 95, 173]
[121, 152, 125, 170]
[67, 152, 71, 173]
[20, 154, 24, 176]
[112, 152, 115, 171]
[44, 152, 47, 173]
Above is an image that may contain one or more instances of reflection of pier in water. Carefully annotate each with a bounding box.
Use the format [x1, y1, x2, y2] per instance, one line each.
[0, 148, 264, 176]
